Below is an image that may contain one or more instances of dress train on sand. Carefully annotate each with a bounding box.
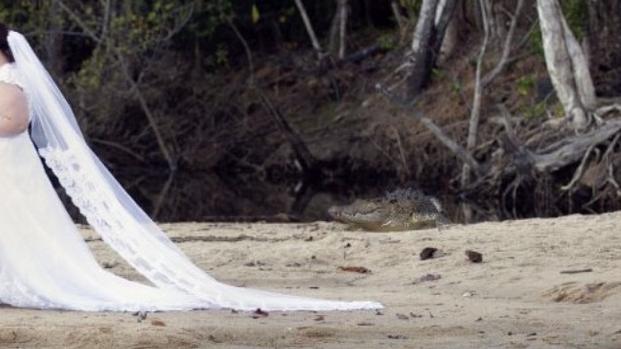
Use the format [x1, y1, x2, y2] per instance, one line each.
[0, 62, 381, 312]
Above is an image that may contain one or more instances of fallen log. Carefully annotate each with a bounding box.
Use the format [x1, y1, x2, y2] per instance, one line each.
[532, 120, 621, 172]
[463, 117, 621, 202]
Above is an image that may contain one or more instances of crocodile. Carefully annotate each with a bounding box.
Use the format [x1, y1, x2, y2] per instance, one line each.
[328, 188, 449, 231]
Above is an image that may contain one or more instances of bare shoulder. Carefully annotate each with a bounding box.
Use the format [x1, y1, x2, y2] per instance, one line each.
[0, 81, 27, 104]
[0, 82, 30, 136]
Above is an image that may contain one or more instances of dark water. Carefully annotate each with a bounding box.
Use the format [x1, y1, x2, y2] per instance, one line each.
[54, 169, 457, 223]
[52, 171, 492, 225]
[55, 170, 348, 223]
[115, 171, 393, 223]
[53, 168, 617, 225]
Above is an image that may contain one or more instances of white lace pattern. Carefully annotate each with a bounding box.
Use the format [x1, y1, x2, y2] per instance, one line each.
[1, 32, 382, 312]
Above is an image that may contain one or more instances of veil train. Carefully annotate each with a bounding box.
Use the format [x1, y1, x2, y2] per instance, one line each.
[7, 31, 382, 311]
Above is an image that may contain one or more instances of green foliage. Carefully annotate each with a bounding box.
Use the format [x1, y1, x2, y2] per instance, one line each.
[190, 0, 233, 37]
[560, 0, 588, 40]
[528, 26, 545, 58]
[431, 68, 445, 80]
[72, 48, 105, 90]
[516, 74, 552, 120]
[516, 75, 536, 97]
[450, 79, 462, 95]
[251, 4, 260, 24]
[106, 0, 196, 53]
[214, 44, 230, 67]
[522, 101, 548, 120]
[377, 32, 397, 50]
[399, 0, 422, 14]
[552, 102, 566, 118]
[0, 1, 61, 48]
[278, 6, 296, 24]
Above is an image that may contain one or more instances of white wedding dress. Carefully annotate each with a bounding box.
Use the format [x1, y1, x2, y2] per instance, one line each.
[0, 62, 381, 312]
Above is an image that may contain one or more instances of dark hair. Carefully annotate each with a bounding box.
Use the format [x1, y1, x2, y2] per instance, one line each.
[0, 23, 15, 63]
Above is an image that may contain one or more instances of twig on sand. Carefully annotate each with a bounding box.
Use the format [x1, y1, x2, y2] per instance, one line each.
[560, 268, 593, 274]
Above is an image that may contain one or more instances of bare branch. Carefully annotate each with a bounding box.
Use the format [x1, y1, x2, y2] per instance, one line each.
[227, 18, 255, 86]
[294, 0, 324, 59]
[391, 1, 405, 33]
[116, 54, 177, 171]
[54, 0, 102, 43]
[377, 84, 482, 175]
[55, 0, 196, 171]
[560, 143, 596, 191]
[462, 0, 491, 187]
[482, 0, 525, 87]
[338, 0, 348, 60]
[258, 93, 317, 172]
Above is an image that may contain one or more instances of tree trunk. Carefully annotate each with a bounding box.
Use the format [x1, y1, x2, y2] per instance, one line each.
[406, 0, 438, 98]
[432, 0, 459, 60]
[294, 0, 324, 59]
[536, 0, 596, 130]
[328, 3, 340, 55]
[405, 0, 457, 98]
[437, 11, 457, 64]
[561, 17, 596, 110]
[329, 0, 349, 59]
[337, 0, 348, 60]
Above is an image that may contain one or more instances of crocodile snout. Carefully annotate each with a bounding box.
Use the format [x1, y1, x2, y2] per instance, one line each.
[327, 205, 342, 219]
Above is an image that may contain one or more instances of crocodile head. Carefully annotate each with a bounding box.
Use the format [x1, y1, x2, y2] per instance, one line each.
[329, 198, 387, 226]
[328, 198, 435, 231]
[328, 190, 448, 231]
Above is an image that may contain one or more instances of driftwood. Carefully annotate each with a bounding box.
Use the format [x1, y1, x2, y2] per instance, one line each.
[379, 64, 621, 210]
[462, 115, 621, 207]
[532, 121, 621, 172]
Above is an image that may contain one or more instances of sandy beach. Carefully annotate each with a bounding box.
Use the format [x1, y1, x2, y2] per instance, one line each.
[1, 212, 620, 348]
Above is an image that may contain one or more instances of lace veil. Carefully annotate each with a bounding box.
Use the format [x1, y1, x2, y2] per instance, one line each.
[6, 31, 381, 311]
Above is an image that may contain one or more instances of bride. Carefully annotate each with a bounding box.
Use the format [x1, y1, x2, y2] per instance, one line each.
[0, 25, 382, 312]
